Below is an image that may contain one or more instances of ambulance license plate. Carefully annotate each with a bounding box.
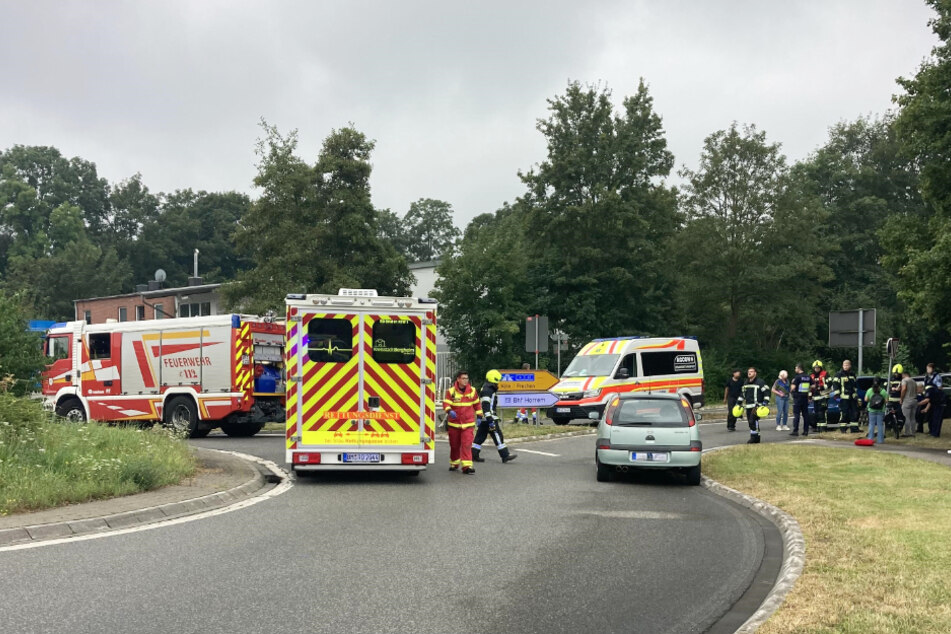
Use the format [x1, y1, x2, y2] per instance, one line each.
[556, 407, 571, 413]
[631, 451, 669, 463]
[343, 453, 381, 463]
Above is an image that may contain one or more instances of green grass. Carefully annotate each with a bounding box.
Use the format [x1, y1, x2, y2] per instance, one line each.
[0, 393, 197, 516]
[704, 444, 951, 633]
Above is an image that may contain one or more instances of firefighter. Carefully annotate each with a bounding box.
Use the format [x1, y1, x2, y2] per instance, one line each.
[789, 363, 812, 437]
[887, 364, 905, 434]
[443, 370, 483, 474]
[736, 367, 770, 444]
[830, 359, 859, 432]
[810, 361, 829, 432]
[473, 370, 518, 463]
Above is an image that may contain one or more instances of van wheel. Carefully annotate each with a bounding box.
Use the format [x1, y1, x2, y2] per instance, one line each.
[56, 398, 86, 423]
[596, 457, 613, 482]
[165, 396, 199, 437]
[220, 422, 264, 437]
[552, 417, 571, 426]
[684, 464, 701, 486]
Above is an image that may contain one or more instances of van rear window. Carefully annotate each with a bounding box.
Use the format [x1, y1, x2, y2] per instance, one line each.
[642, 351, 697, 376]
[372, 320, 417, 364]
[307, 318, 353, 363]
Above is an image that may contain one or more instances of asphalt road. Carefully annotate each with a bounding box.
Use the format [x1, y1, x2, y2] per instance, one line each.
[0, 419, 788, 634]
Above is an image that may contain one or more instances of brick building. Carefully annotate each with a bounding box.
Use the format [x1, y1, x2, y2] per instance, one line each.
[74, 279, 223, 324]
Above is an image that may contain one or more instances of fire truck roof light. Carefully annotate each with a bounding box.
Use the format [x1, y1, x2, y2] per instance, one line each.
[286, 293, 306, 300]
[232, 315, 241, 329]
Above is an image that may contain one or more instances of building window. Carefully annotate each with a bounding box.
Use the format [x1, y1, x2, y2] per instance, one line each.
[180, 302, 212, 318]
[154, 304, 165, 319]
[118, 307, 128, 322]
[136, 305, 146, 321]
[84, 310, 92, 325]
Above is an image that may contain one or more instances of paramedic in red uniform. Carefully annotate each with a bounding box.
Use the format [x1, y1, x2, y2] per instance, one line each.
[443, 370, 483, 474]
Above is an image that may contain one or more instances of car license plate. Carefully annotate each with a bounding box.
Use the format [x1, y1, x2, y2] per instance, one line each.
[343, 453, 381, 463]
[631, 451, 669, 463]
[556, 407, 571, 413]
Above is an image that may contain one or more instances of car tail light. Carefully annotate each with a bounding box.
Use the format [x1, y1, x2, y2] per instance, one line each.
[597, 442, 611, 450]
[604, 397, 620, 425]
[293, 452, 321, 464]
[681, 398, 696, 427]
[401, 453, 428, 465]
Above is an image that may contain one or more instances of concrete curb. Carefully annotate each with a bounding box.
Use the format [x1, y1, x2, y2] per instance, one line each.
[700, 444, 806, 634]
[434, 427, 596, 444]
[0, 448, 274, 547]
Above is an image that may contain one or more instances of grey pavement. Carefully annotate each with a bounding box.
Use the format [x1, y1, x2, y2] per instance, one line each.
[0, 447, 275, 547]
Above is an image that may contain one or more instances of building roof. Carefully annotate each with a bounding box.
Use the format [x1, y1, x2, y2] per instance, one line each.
[74, 283, 223, 304]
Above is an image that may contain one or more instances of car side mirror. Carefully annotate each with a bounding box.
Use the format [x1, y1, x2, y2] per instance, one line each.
[588, 411, 600, 420]
[616, 368, 630, 379]
[694, 412, 702, 422]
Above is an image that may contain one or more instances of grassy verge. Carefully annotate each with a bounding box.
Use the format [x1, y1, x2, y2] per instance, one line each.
[0, 394, 197, 516]
[811, 428, 951, 452]
[704, 444, 951, 633]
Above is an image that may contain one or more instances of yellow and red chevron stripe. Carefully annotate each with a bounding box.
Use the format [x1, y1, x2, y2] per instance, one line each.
[234, 321, 253, 397]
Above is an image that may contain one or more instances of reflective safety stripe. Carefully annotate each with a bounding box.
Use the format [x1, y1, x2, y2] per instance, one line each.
[472, 443, 482, 449]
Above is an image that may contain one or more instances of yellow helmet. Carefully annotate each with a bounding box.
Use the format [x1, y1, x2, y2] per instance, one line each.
[731, 404, 744, 418]
[892, 364, 903, 374]
[756, 405, 770, 418]
[812, 360, 823, 369]
[486, 369, 502, 384]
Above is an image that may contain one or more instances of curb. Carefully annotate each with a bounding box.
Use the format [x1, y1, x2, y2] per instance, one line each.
[434, 427, 596, 444]
[0, 448, 276, 548]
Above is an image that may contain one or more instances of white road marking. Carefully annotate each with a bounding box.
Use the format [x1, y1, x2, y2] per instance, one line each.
[0, 451, 293, 553]
[576, 510, 688, 520]
[516, 448, 561, 457]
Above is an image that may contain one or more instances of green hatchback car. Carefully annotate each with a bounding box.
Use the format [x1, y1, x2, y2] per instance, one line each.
[594, 393, 702, 485]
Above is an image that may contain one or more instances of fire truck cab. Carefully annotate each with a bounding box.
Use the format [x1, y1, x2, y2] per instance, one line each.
[284, 289, 438, 474]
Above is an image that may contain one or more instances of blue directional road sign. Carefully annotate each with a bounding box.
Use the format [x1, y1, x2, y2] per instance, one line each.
[497, 392, 560, 408]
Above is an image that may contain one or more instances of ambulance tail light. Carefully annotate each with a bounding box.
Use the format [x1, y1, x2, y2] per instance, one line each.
[401, 453, 428, 465]
[293, 452, 321, 465]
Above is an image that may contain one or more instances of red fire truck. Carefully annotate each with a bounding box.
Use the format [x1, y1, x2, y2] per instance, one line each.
[41, 314, 284, 437]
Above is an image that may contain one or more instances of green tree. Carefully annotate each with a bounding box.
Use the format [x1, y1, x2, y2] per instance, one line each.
[885, 0, 951, 334]
[519, 80, 679, 344]
[0, 290, 45, 393]
[225, 122, 412, 313]
[676, 123, 831, 351]
[401, 198, 460, 262]
[433, 204, 531, 380]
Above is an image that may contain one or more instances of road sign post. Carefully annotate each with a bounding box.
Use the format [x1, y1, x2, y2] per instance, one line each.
[525, 315, 549, 369]
[551, 329, 568, 377]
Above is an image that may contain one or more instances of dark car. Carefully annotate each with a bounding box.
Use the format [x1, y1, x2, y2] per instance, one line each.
[913, 372, 951, 419]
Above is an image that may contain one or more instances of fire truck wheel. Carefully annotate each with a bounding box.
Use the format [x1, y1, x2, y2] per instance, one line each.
[164, 396, 199, 437]
[190, 427, 212, 438]
[219, 422, 264, 437]
[55, 399, 86, 423]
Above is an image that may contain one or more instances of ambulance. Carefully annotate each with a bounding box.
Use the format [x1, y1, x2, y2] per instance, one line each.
[284, 289, 438, 474]
[548, 336, 704, 424]
[41, 314, 285, 437]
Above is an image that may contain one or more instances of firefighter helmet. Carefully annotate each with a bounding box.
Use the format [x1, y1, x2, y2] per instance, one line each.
[486, 369, 502, 384]
[731, 404, 744, 418]
[812, 360, 823, 369]
[892, 364, 903, 374]
[756, 405, 770, 418]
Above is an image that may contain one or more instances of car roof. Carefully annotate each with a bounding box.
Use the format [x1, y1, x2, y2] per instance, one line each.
[616, 392, 683, 401]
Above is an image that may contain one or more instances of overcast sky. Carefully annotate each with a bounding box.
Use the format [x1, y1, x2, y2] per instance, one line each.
[1, 1, 939, 227]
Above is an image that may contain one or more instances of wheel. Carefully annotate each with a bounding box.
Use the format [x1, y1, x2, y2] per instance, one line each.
[190, 427, 212, 438]
[219, 422, 264, 437]
[596, 457, 613, 482]
[684, 464, 701, 486]
[164, 396, 199, 437]
[552, 417, 571, 426]
[55, 398, 86, 423]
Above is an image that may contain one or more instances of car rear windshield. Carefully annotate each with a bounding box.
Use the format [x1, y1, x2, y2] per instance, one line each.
[563, 354, 619, 377]
[614, 399, 688, 427]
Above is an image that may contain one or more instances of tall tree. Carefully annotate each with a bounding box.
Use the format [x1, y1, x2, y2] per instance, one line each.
[677, 124, 831, 351]
[225, 122, 412, 313]
[401, 198, 460, 262]
[0, 290, 46, 394]
[885, 0, 951, 334]
[433, 203, 531, 380]
[519, 80, 679, 344]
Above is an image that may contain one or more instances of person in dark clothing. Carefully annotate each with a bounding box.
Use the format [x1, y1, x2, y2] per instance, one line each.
[886, 364, 905, 435]
[723, 370, 743, 432]
[472, 369, 518, 463]
[789, 363, 812, 437]
[922, 363, 945, 438]
[810, 361, 829, 432]
[830, 359, 859, 432]
[736, 367, 770, 444]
